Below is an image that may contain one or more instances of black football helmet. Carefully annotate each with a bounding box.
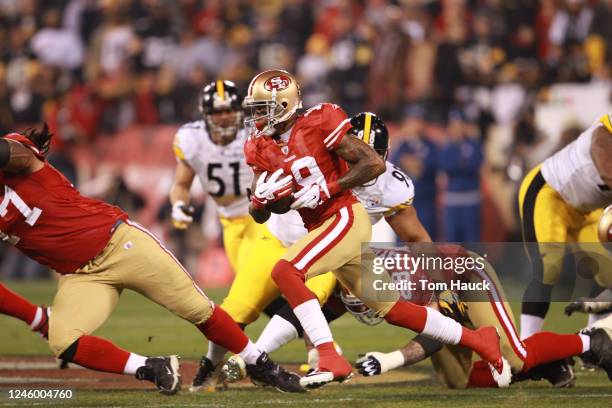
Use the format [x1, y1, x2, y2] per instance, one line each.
[199, 80, 243, 145]
[349, 112, 389, 159]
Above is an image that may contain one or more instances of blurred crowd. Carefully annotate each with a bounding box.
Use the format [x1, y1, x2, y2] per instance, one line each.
[1, 0, 611, 277]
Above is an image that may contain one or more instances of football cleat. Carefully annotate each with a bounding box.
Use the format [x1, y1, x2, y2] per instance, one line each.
[135, 355, 181, 395]
[222, 355, 247, 383]
[242, 352, 304, 393]
[31, 306, 50, 339]
[299, 353, 353, 389]
[580, 327, 612, 381]
[190, 356, 225, 392]
[489, 357, 512, 388]
[527, 359, 576, 388]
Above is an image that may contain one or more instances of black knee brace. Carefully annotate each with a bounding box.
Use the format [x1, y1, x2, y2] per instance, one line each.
[58, 338, 80, 362]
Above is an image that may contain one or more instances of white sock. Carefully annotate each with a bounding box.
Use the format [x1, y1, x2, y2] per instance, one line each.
[579, 333, 590, 353]
[421, 307, 462, 345]
[255, 315, 299, 353]
[29, 307, 43, 328]
[520, 314, 545, 340]
[293, 299, 333, 347]
[238, 340, 263, 365]
[206, 341, 228, 366]
[123, 353, 148, 374]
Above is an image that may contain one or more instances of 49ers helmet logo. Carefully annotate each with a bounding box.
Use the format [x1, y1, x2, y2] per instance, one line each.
[264, 75, 291, 91]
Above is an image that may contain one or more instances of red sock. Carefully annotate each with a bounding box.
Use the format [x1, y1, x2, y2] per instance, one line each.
[197, 306, 249, 354]
[383, 301, 427, 332]
[467, 360, 497, 388]
[521, 332, 583, 372]
[459, 327, 480, 350]
[271, 260, 317, 308]
[72, 336, 130, 374]
[0, 283, 38, 325]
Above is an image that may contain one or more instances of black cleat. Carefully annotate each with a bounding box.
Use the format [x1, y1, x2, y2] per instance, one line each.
[246, 352, 304, 393]
[190, 356, 224, 392]
[136, 355, 181, 395]
[581, 328, 612, 381]
[529, 359, 576, 388]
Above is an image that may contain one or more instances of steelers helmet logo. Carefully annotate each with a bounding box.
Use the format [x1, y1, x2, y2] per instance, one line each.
[264, 75, 291, 91]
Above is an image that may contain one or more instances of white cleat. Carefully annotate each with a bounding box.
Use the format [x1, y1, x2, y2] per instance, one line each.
[490, 357, 512, 388]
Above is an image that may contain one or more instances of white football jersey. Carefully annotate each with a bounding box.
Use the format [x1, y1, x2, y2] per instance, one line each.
[541, 119, 612, 213]
[173, 120, 253, 218]
[267, 161, 415, 247]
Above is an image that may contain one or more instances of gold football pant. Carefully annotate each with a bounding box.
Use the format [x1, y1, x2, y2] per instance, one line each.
[518, 165, 607, 287]
[49, 221, 213, 357]
[220, 215, 337, 325]
[281, 203, 398, 316]
[431, 261, 526, 388]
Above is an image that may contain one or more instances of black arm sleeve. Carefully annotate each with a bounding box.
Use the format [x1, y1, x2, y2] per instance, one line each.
[0, 138, 10, 167]
[412, 334, 443, 357]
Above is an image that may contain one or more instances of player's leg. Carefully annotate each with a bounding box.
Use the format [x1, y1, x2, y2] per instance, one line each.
[430, 345, 473, 388]
[219, 215, 249, 274]
[255, 273, 338, 354]
[519, 166, 573, 339]
[0, 283, 49, 337]
[120, 221, 303, 392]
[198, 222, 285, 391]
[271, 203, 371, 385]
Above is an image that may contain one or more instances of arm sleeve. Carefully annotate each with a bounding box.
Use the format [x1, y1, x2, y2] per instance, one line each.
[320, 104, 352, 150]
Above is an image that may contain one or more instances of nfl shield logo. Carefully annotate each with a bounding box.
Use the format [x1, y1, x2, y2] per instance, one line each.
[281, 146, 289, 155]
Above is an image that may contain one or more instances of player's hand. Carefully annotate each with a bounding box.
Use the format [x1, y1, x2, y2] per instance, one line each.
[290, 183, 329, 210]
[171, 200, 195, 229]
[252, 169, 293, 209]
[565, 299, 612, 316]
[355, 353, 382, 376]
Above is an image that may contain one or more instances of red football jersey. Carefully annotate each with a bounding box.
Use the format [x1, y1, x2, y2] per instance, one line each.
[0, 134, 128, 273]
[244, 103, 356, 230]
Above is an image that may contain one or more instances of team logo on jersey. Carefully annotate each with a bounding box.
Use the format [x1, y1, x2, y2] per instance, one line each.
[264, 75, 291, 91]
[281, 146, 289, 155]
[366, 196, 382, 208]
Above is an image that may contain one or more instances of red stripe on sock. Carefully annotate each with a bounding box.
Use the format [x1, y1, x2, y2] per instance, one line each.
[72, 336, 130, 374]
[197, 306, 249, 354]
[0, 283, 38, 325]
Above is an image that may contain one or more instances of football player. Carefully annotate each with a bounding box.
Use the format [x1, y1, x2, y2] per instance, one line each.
[519, 114, 612, 340]
[0, 124, 299, 395]
[251, 112, 432, 363]
[243, 70, 505, 389]
[170, 80, 334, 392]
[0, 283, 49, 338]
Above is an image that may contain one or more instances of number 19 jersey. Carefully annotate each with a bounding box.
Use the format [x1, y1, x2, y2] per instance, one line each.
[173, 121, 253, 218]
[244, 103, 356, 230]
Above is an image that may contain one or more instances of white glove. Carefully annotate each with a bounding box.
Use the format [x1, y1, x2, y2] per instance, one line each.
[252, 169, 293, 208]
[171, 200, 194, 229]
[355, 351, 405, 376]
[290, 183, 329, 210]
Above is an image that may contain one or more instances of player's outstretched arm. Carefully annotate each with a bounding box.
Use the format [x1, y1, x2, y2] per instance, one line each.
[592, 125, 612, 188]
[356, 334, 442, 376]
[334, 135, 386, 191]
[0, 138, 43, 174]
[169, 161, 196, 229]
[385, 205, 432, 243]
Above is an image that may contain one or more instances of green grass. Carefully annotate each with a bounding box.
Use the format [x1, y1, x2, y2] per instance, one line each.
[0, 281, 610, 407]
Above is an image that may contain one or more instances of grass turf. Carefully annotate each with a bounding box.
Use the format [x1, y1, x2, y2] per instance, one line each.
[0, 280, 610, 407]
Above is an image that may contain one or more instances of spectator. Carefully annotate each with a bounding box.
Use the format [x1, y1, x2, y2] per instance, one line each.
[438, 109, 483, 242]
[391, 106, 439, 240]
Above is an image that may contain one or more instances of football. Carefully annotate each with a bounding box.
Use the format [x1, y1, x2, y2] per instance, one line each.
[267, 194, 293, 214]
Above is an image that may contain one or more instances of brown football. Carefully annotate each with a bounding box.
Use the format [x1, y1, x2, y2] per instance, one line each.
[267, 194, 293, 214]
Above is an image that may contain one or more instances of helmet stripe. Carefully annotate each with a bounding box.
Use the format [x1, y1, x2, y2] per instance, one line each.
[363, 113, 372, 145]
[216, 80, 225, 101]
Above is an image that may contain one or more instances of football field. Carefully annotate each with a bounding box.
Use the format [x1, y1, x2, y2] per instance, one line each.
[0, 281, 610, 407]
